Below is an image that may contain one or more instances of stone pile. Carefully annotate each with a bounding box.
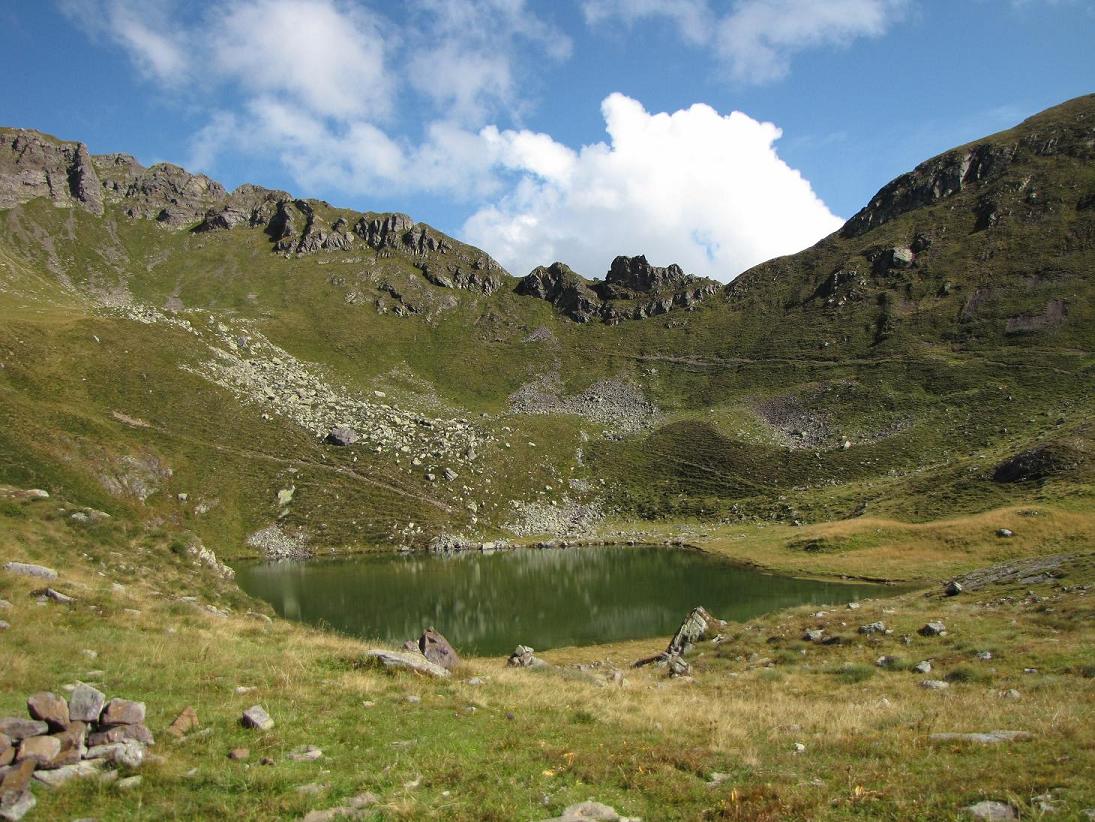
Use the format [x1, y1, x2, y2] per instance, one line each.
[0, 685, 152, 820]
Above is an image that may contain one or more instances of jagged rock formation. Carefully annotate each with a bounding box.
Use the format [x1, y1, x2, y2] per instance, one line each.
[0, 126, 508, 295]
[517, 255, 719, 323]
[0, 129, 103, 214]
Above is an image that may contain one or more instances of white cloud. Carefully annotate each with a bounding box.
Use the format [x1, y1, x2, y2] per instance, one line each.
[462, 94, 844, 282]
[58, 0, 190, 85]
[405, 0, 572, 122]
[582, 0, 713, 45]
[208, 0, 389, 120]
[582, 0, 908, 84]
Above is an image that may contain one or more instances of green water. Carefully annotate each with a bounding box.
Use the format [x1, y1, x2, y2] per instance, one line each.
[234, 545, 892, 656]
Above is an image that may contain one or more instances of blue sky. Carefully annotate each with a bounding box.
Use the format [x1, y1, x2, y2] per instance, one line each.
[1, 1, 1092, 280]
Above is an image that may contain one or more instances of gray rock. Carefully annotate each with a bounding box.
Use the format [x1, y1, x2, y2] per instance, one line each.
[875, 655, 898, 668]
[921, 679, 949, 690]
[443, 468, 458, 482]
[38, 587, 75, 604]
[542, 800, 628, 821]
[858, 621, 886, 635]
[3, 562, 57, 580]
[116, 775, 142, 790]
[287, 745, 323, 762]
[88, 723, 154, 747]
[963, 800, 1018, 819]
[361, 650, 451, 679]
[0, 623, 8, 631]
[507, 645, 548, 669]
[417, 627, 461, 672]
[930, 730, 1032, 744]
[919, 621, 947, 637]
[241, 705, 275, 731]
[914, 661, 932, 674]
[996, 528, 1015, 538]
[31, 759, 105, 788]
[68, 684, 106, 723]
[85, 740, 143, 768]
[802, 629, 825, 642]
[0, 719, 48, 742]
[100, 698, 145, 726]
[324, 427, 359, 446]
[0, 787, 35, 822]
[667, 606, 727, 655]
[667, 655, 692, 678]
[945, 580, 963, 596]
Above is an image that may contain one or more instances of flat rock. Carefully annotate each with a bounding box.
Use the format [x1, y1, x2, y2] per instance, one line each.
[88, 723, 154, 747]
[361, 650, 451, 679]
[964, 800, 1018, 819]
[15, 735, 60, 767]
[930, 731, 1032, 744]
[116, 775, 142, 790]
[3, 562, 56, 580]
[241, 705, 275, 730]
[0, 760, 35, 795]
[287, 745, 323, 762]
[0, 720, 48, 743]
[921, 679, 949, 690]
[0, 788, 34, 822]
[51, 722, 88, 768]
[31, 759, 104, 788]
[37, 587, 75, 604]
[100, 698, 146, 726]
[68, 684, 106, 723]
[543, 801, 629, 821]
[85, 739, 145, 768]
[166, 706, 199, 737]
[26, 692, 69, 730]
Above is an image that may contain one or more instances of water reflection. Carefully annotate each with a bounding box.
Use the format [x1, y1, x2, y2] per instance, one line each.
[235, 546, 890, 656]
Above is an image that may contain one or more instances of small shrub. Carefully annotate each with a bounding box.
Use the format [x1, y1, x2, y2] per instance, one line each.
[944, 666, 990, 684]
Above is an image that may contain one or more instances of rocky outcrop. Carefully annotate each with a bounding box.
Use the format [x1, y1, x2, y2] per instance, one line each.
[0, 129, 103, 214]
[95, 155, 226, 225]
[517, 262, 603, 322]
[194, 184, 289, 232]
[516, 256, 719, 324]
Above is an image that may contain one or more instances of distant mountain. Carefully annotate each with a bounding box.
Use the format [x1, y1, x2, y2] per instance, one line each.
[0, 96, 1090, 556]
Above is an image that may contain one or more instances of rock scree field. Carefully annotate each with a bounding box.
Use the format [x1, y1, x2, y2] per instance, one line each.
[0, 95, 1093, 820]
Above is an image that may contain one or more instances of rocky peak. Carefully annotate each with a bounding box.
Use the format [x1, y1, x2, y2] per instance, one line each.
[604, 254, 688, 292]
[0, 128, 103, 214]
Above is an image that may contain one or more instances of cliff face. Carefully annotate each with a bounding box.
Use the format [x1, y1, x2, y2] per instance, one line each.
[516, 256, 720, 324]
[0, 129, 103, 214]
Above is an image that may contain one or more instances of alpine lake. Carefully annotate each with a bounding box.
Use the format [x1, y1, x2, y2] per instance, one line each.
[234, 545, 897, 656]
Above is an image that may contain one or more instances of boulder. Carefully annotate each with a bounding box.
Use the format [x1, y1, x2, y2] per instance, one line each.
[14, 735, 60, 767]
[100, 698, 145, 726]
[417, 628, 461, 672]
[67, 684, 105, 723]
[30, 758, 104, 788]
[166, 706, 199, 738]
[929, 730, 1032, 745]
[858, 621, 887, 635]
[2, 563, 56, 580]
[919, 622, 947, 637]
[667, 606, 727, 655]
[360, 650, 451, 679]
[0, 735, 11, 768]
[26, 693, 68, 730]
[0, 721, 48, 743]
[507, 645, 548, 669]
[241, 705, 275, 731]
[963, 800, 1018, 820]
[542, 800, 629, 821]
[324, 427, 358, 447]
[88, 723, 154, 747]
[50, 722, 87, 768]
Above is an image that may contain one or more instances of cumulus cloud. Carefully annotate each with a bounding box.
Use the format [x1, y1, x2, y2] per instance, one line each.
[582, 0, 908, 83]
[463, 94, 844, 281]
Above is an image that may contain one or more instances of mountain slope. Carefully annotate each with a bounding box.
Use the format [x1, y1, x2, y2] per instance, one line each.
[0, 96, 1091, 560]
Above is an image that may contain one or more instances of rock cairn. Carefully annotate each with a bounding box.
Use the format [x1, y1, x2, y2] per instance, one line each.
[0, 685, 153, 820]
